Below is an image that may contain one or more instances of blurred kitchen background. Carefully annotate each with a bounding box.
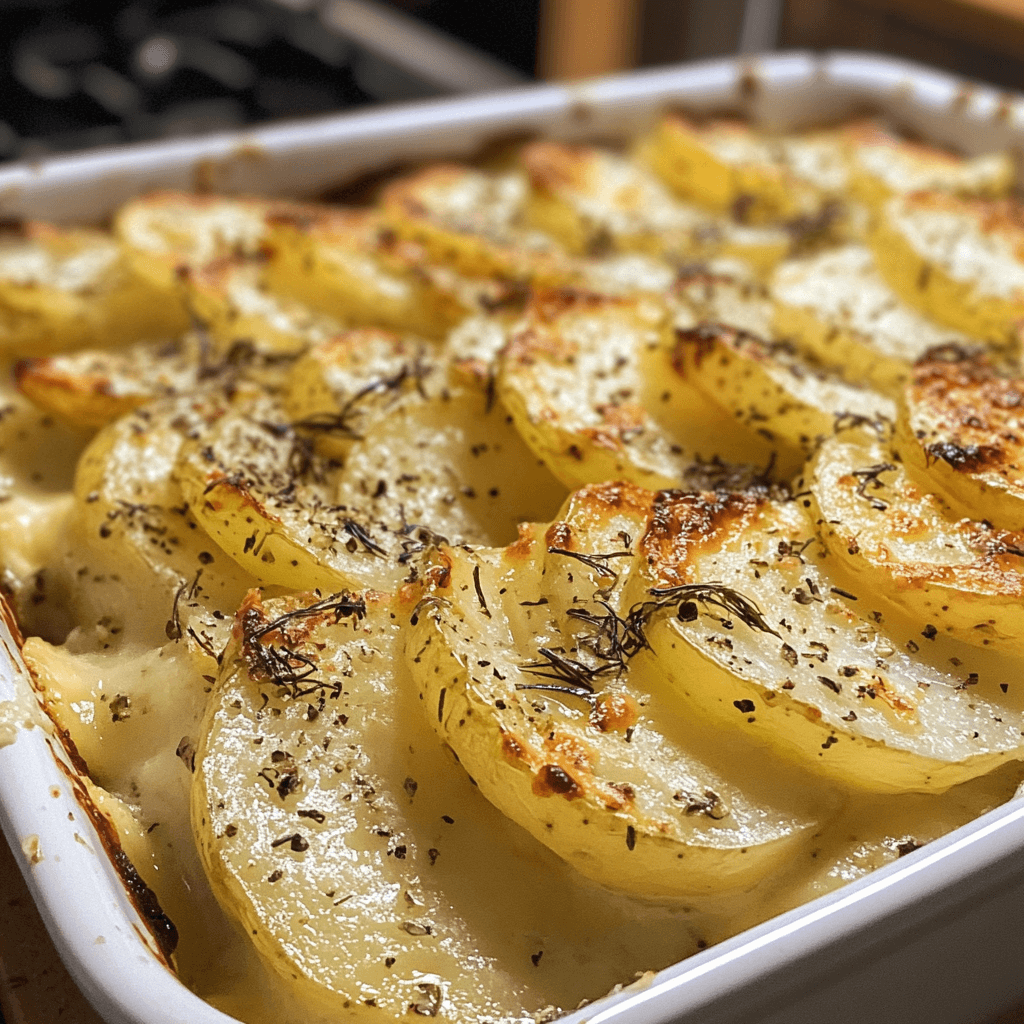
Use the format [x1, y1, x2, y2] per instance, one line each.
[0, 0, 1021, 165]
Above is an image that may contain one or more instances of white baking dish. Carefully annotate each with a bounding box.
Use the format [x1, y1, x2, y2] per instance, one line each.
[2, 49, 1024, 1024]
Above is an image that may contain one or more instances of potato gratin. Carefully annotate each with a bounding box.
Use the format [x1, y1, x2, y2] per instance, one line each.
[4, 114, 1024, 1024]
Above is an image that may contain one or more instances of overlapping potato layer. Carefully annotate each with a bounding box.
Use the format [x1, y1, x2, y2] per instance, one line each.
[6, 114, 1024, 1024]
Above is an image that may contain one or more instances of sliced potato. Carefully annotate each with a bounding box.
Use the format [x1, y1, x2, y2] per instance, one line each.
[175, 394, 406, 594]
[497, 289, 773, 491]
[0, 379, 93, 634]
[196, 588, 708, 1020]
[68, 391, 258, 665]
[0, 222, 189, 355]
[843, 119, 1014, 207]
[185, 260, 346, 357]
[380, 162, 700, 300]
[264, 205, 468, 337]
[25, 636, 206, 792]
[115, 191, 272, 291]
[807, 431, 1024, 652]
[177, 363, 566, 593]
[776, 129, 851, 198]
[520, 140, 791, 272]
[636, 114, 836, 224]
[379, 164, 578, 282]
[869, 191, 1024, 344]
[409, 530, 828, 902]
[16, 328, 299, 429]
[572, 482, 1024, 792]
[771, 244, 975, 394]
[285, 326, 566, 529]
[672, 310, 895, 468]
[15, 335, 209, 428]
[893, 345, 1024, 529]
[442, 312, 511, 387]
[331, 380, 566, 552]
[283, 328, 432, 459]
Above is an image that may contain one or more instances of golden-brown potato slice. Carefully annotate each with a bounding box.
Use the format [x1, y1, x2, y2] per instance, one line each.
[16, 328, 300, 430]
[381, 161, 704, 300]
[195, 587, 708, 1019]
[870, 191, 1024, 344]
[380, 164, 575, 281]
[409, 527, 828, 902]
[283, 327, 431, 459]
[176, 358, 566, 593]
[636, 114, 839, 224]
[0, 222, 189, 356]
[808, 431, 1024, 652]
[520, 140, 791, 273]
[15, 335, 208, 428]
[578, 482, 1024, 792]
[114, 191, 272, 291]
[264, 205, 469, 338]
[672, 311, 894, 469]
[893, 345, 1024, 530]
[184, 260, 346, 357]
[497, 289, 774, 491]
[175, 393, 409, 594]
[843, 119, 1014, 208]
[68, 389, 258, 664]
[771, 244, 975, 394]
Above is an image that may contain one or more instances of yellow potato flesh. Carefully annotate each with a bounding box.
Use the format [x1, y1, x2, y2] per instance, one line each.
[497, 291, 773, 491]
[408, 527, 828, 901]
[893, 348, 1024, 531]
[671, 318, 894, 469]
[618, 485, 1024, 791]
[637, 115, 828, 224]
[15, 335, 208, 429]
[195, 589, 708, 1020]
[771, 244, 975, 395]
[520, 141, 790, 273]
[265, 206, 468, 337]
[808, 432, 1024, 654]
[870, 192, 1024, 344]
[0, 223, 188, 355]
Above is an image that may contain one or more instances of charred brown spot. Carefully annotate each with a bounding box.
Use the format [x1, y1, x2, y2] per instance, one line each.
[500, 730, 528, 764]
[925, 440, 1003, 473]
[642, 490, 766, 588]
[264, 208, 315, 232]
[856, 678, 917, 721]
[589, 692, 639, 732]
[532, 764, 582, 799]
[202, 472, 280, 521]
[528, 287, 615, 325]
[424, 551, 452, 589]
[505, 523, 537, 562]
[570, 481, 655, 521]
[595, 402, 647, 439]
[672, 324, 718, 372]
[504, 323, 577, 367]
[520, 141, 588, 193]
[545, 521, 575, 551]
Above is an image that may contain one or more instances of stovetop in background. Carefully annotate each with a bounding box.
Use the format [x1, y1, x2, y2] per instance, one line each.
[0, 0, 494, 163]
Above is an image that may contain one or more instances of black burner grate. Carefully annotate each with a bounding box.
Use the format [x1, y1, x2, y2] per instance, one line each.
[0, 0, 379, 162]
